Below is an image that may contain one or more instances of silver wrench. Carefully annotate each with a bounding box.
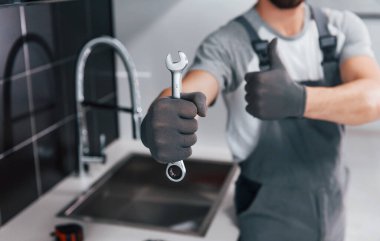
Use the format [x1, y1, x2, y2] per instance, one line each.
[165, 51, 188, 182]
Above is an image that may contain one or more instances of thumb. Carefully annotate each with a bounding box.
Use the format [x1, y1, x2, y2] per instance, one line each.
[268, 38, 285, 70]
[181, 92, 207, 117]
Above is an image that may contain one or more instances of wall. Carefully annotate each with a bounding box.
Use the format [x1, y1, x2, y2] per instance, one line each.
[0, 0, 117, 225]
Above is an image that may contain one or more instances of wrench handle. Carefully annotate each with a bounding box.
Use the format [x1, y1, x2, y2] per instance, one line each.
[171, 71, 182, 99]
[166, 71, 186, 182]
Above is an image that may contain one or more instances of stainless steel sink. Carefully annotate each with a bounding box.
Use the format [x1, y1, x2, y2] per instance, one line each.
[58, 154, 237, 236]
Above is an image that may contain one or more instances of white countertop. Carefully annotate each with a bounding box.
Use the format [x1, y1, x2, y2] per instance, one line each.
[0, 139, 239, 241]
[1, 129, 380, 241]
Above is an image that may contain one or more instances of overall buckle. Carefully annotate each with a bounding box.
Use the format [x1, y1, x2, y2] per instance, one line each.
[319, 35, 337, 63]
[252, 40, 270, 70]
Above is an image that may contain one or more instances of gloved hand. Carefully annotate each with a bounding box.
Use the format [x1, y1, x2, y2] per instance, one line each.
[244, 38, 306, 120]
[141, 92, 207, 163]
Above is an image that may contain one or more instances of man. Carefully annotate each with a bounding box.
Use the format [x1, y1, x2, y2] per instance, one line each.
[141, 0, 380, 240]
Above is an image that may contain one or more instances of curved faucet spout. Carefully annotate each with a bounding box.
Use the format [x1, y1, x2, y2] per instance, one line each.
[76, 36, 142, 176]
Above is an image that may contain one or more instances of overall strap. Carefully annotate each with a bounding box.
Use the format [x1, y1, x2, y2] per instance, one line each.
[310, 5, 338, 65]
[235, 16, 270, 71]
[310, 5, 341, 85]
[235, 7, 339, 77]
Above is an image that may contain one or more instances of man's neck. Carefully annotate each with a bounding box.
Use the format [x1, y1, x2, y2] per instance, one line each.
[255, 0, 306, 37]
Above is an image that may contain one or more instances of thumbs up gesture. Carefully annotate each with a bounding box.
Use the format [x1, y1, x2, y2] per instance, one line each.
[244, 38, 306, 120]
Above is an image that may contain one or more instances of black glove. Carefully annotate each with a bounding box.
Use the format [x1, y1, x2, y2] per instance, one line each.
[141, 92, 207, 163]
[244, 38, 306, 120]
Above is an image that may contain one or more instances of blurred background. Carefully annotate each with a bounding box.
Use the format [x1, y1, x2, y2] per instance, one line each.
[0, 0, 379, 240]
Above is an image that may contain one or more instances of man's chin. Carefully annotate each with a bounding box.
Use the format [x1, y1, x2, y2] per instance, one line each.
[269, 0, 304, 9]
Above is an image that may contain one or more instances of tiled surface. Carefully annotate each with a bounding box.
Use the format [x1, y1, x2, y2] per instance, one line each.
[24, 3, 55, 68]
[31, 63, 73, 132]
[82, 0, 118, 153]
[0, 6, 25, 78]
[48, 0, 89, 60]
[83, 49, 118, 154]
[0, 0, 116, 225]
[84, 49, 117, 101]
[87, 0, 114, 38]
[37, 120, 77, 193]
[24, 0, 89, 68]
[0, 77, 32, 153]
[0, 1, 77, 6]
[57, 59, 77, 115]
[84, 95, 118, 155]
[0, 1, 15, 6]
[96, 95, 119, 148]
[0, 144, 38, 224]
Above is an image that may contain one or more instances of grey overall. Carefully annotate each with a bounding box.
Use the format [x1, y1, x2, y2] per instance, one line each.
[234, 6, 349, 241]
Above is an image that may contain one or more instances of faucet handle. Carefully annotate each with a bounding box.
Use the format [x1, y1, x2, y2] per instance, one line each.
[99, 133, 107, 164]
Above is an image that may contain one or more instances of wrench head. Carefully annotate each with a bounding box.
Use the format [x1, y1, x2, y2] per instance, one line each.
[166, 51, 188, 72]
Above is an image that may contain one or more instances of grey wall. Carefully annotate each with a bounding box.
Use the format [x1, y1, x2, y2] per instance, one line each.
[309, 0, 380, 13]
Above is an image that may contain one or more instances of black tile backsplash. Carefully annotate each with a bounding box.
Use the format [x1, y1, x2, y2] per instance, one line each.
[96, 97, 119, 147]
[84, 94, 118, 155]
[0, 144, 38, 224]
[87, 0, 113, 38]
[0, 6, 25, 78]
[0, 0, 117, 225]
[3, 77, 30, 119]
[0, 1, 15, 6]
[0, 1, 77, 7]
[31, 63, 73, 132]
[24, 3, 56, 68]
[0, 77, 32, 153]
[82, 42, 118, 154]
[50, 0, 89, 60]
[37, 119, 77, 193]
[57, 59, 77, 115]
[84, 48, 117, 101]
[24, 0, 89, 68]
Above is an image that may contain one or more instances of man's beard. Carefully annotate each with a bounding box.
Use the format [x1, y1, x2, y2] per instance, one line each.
[269, 0, 304, 9]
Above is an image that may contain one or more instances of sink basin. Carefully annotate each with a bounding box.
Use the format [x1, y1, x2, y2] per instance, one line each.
[58, 154, 237, 236]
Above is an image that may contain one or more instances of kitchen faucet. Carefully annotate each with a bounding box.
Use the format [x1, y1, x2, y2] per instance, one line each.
[76, 36, 142, 177]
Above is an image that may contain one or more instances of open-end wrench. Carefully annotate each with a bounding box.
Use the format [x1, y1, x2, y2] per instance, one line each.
[165, 51, 189, 182]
